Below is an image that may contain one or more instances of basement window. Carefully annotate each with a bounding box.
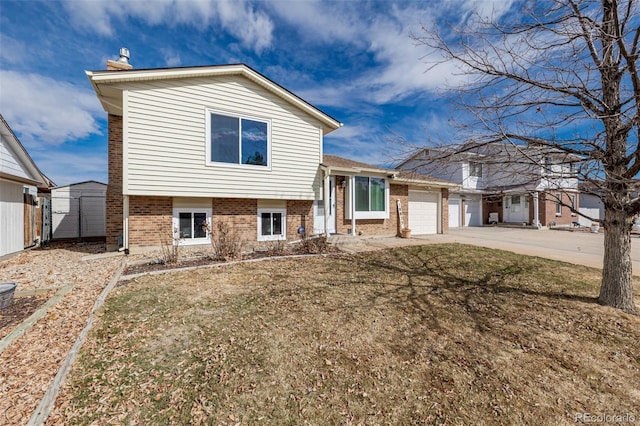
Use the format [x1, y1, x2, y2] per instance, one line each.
[258, 208, 286, 241]
[173, 208, 212, 245]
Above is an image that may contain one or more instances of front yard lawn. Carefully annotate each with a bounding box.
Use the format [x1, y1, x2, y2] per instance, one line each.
[52, 244, 640, 425]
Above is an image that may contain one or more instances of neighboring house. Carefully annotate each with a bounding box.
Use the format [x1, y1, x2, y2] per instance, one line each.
[0, 115, 51, 257]
[398, 144, 580, 227]
[87, 51, 457, 252]
[51, 180, 107, 240]
[577, 183, 605, 227]
[318, 155, 457, 237]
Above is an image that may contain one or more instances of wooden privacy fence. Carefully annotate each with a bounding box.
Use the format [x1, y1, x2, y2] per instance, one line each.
[23, 193, 37, 248]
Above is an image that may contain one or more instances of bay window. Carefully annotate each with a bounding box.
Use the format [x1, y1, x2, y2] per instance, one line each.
[346, 176, 389, 220]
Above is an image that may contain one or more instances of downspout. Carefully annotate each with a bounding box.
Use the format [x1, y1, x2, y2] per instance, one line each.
[323, 169, 330, 238]
[350, 175, 356, 236]
[120, 195, 129, 254]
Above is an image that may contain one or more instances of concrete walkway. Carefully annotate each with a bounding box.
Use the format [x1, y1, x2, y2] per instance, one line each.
[330, 227, 640, 275]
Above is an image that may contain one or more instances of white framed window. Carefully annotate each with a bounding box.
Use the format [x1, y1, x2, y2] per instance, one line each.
[555, 192, 562, 216]
[349, 176, 389, 220]
[173, 208, 212, 245]
[258, 208, 286, 241]
[205, 109, 271, 169]
[469, 161, 482, 178]
[570, 194, 577, 216]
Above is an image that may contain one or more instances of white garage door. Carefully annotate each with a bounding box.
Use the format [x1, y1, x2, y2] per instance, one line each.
[449, 199, 460, 228]
[409, 190, 439, 235]
[465, 196, 482, 227]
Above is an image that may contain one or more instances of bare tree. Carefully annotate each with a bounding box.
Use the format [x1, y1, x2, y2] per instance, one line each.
[408, 0, 639, 313]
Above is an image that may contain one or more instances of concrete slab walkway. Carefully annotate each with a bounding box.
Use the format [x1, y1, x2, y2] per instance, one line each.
[330, 227, 640, 275]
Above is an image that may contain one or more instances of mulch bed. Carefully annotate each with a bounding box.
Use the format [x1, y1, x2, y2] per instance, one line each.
[124, 242, 341, 276]
[0, 293, 51, 339]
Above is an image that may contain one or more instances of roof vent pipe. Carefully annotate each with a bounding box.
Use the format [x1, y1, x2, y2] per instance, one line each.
[117, 47, 130, 64]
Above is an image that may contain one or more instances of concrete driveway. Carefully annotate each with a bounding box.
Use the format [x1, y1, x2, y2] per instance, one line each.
[332, 227, 640, 275]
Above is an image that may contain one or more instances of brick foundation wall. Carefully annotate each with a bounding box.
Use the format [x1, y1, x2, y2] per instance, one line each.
[212, 198, 258, 243]
[286, 200, 314, 240]
[128, 196, 173, 247]
[106, 114, 123, 250]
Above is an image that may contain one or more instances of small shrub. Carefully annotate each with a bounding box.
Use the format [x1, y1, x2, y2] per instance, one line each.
[210, 221, 244, 261]
[300, 234, 329, 254]
[266, 239, 287, 257]
[159, 224, 180, 264]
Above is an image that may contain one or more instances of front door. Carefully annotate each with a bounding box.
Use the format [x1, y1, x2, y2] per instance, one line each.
[504, 194, 528, 223]
[326, 176, 336, 234]
[314, 176, 336, 234]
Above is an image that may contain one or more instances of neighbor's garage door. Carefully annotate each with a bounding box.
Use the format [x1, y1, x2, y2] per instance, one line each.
[465, 196, 482, 226]
[408, 190, 439, 235]
[449, 198, 461, 228]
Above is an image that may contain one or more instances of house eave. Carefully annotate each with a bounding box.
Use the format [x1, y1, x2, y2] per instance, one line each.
[86, 64, 343, 133]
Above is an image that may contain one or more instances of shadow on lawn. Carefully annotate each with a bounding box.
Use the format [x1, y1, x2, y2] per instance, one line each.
[263, 246, 599, 347]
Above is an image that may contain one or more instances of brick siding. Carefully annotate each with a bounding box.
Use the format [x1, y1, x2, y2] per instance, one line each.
[211, 198, 258, 243]
[440, 188, 449, 233]
[286, 200, 314, 240]
[106, 114, 123, 250]
[128, 196, 172, 247]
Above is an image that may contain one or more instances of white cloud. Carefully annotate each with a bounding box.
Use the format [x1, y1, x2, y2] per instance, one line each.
[161, 48, 182, 67]
[32, 151, 107, 187]
[62, 0, 274, 53]
[270, 0, 517, 106]
[266, 0, 363, 45]
[0, 33, 27, 65]
[0, 70, 103, 146]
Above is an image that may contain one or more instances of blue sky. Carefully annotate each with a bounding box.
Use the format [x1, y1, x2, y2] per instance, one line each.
[0, 0, 515, 186]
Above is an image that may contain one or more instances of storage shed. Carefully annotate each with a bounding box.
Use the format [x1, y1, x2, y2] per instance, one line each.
[51, 181, 106, 240]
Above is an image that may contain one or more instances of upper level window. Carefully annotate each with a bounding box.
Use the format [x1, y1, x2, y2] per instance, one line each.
[469, 161, 482, 178]
[207, 111, 269, 167]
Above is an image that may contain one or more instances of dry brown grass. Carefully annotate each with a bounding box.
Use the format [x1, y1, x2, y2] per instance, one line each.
[51, 244, 640, 425]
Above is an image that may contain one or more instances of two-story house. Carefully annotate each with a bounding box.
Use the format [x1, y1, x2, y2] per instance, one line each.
[87, 51, 456, 252]
[398, 144, 580, 228]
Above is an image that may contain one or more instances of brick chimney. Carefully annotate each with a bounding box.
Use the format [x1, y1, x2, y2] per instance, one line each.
[105, 47, 131, 250]
[106, 47, 132, 71]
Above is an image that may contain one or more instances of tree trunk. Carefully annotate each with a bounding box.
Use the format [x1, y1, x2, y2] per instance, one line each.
[599, 207, 636, 314]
